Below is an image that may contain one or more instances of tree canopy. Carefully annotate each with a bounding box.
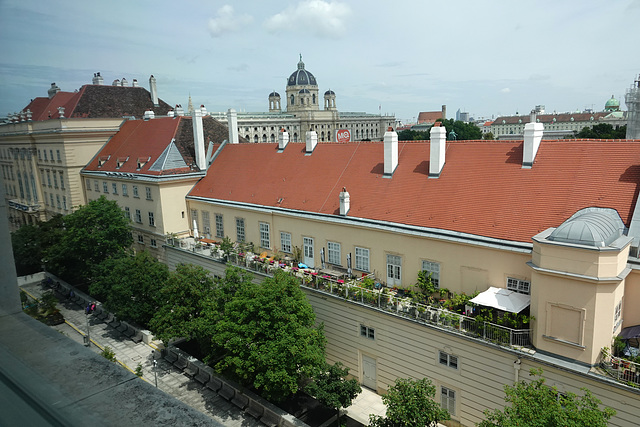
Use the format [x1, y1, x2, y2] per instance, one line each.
[574, 123, 626, 139]
[11, 214, 64, 276]
[478, 368, 616, 427]
[210, 269, 326, 402]
[397, 120, 482, 141]
[90, 251, 169, 326]
[369, 377, 450, 426]
[305, 362, 361, 421]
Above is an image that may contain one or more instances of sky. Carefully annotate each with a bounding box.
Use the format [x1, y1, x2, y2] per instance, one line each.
[0, 0, 639, 123]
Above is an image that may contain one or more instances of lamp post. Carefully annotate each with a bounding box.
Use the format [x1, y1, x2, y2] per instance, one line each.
[153, 359, 158, 388]
[84, 312, 91, 346]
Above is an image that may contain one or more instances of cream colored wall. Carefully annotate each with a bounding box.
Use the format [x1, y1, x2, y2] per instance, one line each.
[187, 200, 532, 294]
[623, 269, 640, 327]
[532, 243, 627, 278]
[158, 180, 196, 236]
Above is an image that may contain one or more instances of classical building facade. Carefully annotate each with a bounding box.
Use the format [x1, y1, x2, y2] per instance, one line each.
[0, 74, 171, 230]
[210, 56, 395, 143]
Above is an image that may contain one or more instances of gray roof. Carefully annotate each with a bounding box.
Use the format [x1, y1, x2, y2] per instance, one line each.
[149, 141, 187, 171]
[548, 207, 624, 247]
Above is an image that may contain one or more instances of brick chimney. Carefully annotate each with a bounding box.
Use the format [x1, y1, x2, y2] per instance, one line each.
[523, 110, 544, 168]
[340, 187, 350, 216]
[306, 130, 318, 153]
[429, 123, 446, 178]
[227, 109, 239, 144]
[383, 127, 398, 177]
[192, 108, 206, 170]
[278, 128, 289, 151]
[149, 75, 159, 107]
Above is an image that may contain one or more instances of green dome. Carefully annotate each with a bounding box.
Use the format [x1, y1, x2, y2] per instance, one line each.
[605, 95, 620, 111]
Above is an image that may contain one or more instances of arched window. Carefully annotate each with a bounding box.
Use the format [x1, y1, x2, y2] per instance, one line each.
[254, 135, 259, 143]
[291, 95, 294, 105]
[245, 134, 251, 141]
[355, 130, 359, 139]
[312, 94, 316, 104]
[293, 133, 298, 142]
[270, 134, 275, 142]
[262, 134, 267, 142]
[321, 131, 325, 141]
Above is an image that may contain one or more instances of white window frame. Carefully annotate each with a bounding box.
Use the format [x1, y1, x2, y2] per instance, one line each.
[259, 222, 270, 249]
[360, 324, 375, 340]
[102, 181, 108, 193]
[124, 207, 130, 220]
[59, 172, 64, 190]
[94, 181, 99, 192]
[422, 260, 440, 288]
[122, 184, 128, 196]
[133, 185, 139, 198]
[150, 238, 157, 248]
[137, 234, 144, 244]
[327, 241, 341, 265]
[441, 386, 456, 416]
[438, 351, 458, 370]
[112, 183, 118, 194]
[507, 277, 530, 295]
[355, 247, 370, 272]
[135, 209, 142, 223]
[148, 211, 155, 227]
[215, 213, 224, 238]
[236, 218, 245, 242]
[145, 186, 152, 200]
[386, 254, 402, 286]
[281, 232, 292, 253]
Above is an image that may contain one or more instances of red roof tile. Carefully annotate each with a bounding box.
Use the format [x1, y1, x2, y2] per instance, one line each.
[417, 111, 443, 124]
[189, 140, 640, 243]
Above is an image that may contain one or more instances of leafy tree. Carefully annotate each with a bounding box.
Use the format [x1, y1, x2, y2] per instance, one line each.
[574, 123, 626, 139]
[397, 129, 430, 141]
[369, 377, 450, 427]
[90, 251, 169, 326]
[478, 368, 616, 427]
[305, 362, 361, 422]
[11, 214, 64, 276]
[210, 270, 326, 402]
[441, 119, 483, 140]
[483, 132, 495, 140]
[46, 196, 132, 285]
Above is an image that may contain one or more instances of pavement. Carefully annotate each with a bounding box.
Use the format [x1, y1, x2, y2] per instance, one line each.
[20, 279, 390, 426]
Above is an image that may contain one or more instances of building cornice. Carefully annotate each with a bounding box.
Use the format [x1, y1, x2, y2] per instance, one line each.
[81, 170, 205, 183]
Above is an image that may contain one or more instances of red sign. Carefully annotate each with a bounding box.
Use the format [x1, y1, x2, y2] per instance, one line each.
[336, 129, 350, 143]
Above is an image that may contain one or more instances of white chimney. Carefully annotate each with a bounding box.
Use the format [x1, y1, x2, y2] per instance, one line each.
[339, 187, 350, 216]
[132, 79, 139, 87]
[149, 75, 159, 106]
[192, 108, 206, 170]
[48, 83, 60, 98]
[92, 72, 103, 85]
[523, 111, 544, 168]
[120, 78, 128, 87]
[227, 109, 239, 144]
[26, 109, 32, 121]
[429, 123, 446, 178]
[112, 79, 120, 86]
[383, 127, 398, 177]
[175, 105, 184, 116]
[167, 110, 174, 118]
[306, 130, 318, 153]
[57, 106, 65, 119]
[200, 104, 207, 116]
[143, 110, 155, 120]
[278, 128, 289, 150]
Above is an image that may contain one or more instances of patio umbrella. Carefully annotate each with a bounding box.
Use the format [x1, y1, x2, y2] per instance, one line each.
[347, 253, 352, 276]
[192, 219, 199, 239]
[321, 248, 326, 269]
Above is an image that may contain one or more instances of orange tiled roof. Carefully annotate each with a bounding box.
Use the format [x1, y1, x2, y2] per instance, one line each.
[189, 139, 640, 243]
[417, 111, 443, 124]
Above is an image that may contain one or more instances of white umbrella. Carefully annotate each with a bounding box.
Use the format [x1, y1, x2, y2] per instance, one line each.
[347, 253, 352, 277]
[321, 248, 326, 269]
[193, 219, 199, 239]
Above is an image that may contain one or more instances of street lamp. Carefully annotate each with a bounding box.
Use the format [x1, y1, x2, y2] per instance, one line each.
[84, 312, 91, 346]
[153, 358, 158, 388]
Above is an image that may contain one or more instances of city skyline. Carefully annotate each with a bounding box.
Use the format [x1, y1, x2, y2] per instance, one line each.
[1, 0, 639, 123]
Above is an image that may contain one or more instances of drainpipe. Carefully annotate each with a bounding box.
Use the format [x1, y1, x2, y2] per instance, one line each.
[514, 358, 521, 383]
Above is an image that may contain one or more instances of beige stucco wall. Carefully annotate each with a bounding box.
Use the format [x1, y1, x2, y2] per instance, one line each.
[623, 270, 640, 327]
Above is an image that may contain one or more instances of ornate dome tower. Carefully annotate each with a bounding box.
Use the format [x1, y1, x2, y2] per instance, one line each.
[605, 95, 620, 112]
[286, 55, 319, 113]
[324, 89, 336, 111]
[268, 91, 281, 112]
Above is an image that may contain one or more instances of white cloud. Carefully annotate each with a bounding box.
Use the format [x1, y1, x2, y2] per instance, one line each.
[264, 1, 351, 38]
[500, 88, 511, 93]
[207, 5, 253, 37]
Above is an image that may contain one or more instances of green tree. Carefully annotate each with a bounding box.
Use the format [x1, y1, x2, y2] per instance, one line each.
[483, 132, 495, 140]
[575, 123, 626, 139]
[90, 251, 169, 326]
[210, 270, 326, 402]
[397, 129, 430, 141]
[11, 214, 64, 276]
[46, 196, 132, 285]
[369, 377, 450, 427]
[478, 368, 616, 427]
[441, 119, 483, 140]
[305, 362, 361, 422]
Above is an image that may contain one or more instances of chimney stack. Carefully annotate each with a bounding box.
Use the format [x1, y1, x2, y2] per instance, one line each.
[227, 109, 239, 144]
[278, 128, 289, 151]
[192, 108, 206, 170]
[339, 187, 350, 216]
[57, 106, 65, 119]
[175, 105, 184, 116]
[200, 104, 207, 116]
[48, 83, 60, 99]
[167, 110, 174, 118]
[306, 130, 318, 153]
[112, 79, 120, 86]
[429, 123, 446, 178]
[132, 79, 139, 87]
[92, 72, 103, 85]
[383, 127, 398, 177]
[522, 112, 544, 168]
[149, 75, 159, 107]
[143, 110, 155, 120]
[442, 105, 447, 121]
[120, 78, 128, 87]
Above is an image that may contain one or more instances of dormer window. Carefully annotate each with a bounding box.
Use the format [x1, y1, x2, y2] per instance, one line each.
[136, 156, 150, 170]
[97, 155, 110, 167]
[116, 157, 129, 169]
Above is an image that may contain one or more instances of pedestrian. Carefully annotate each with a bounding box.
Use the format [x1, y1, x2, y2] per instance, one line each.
[90, 302, 96, 312]
[69, 290, 74, 300]
[86, 304, 91, 315]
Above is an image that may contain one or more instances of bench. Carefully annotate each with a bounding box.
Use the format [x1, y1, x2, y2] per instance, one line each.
[245, 399, 264, 419]
[231, 392, 249, 410]
[260, 408, 280, 427]
[116, 322, 128, 333]
[104, 312, 114, 324]
[194, 369, 210, 385]
[218, 383, 235, 401]
[206, 377, 222, 392]
[122, 325, 136, 338]
[164, 350, 178, 365]
[108, 317, 121, 329]
[174, 356, 188, 371]
[131, 330, 143, 343]
[184, 362, 198, 377]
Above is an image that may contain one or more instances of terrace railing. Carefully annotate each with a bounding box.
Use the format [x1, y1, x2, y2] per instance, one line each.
[600, 348, 640, 387]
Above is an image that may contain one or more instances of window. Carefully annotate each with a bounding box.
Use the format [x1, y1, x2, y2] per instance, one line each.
[94, 181, 99, 192]
[191, 209, 198, 230]
[103, 182, 108, 193]
[327, 242, 341, 265]
[422, 260, 440, 288]
[43, 150, 47, 161]
[614, 300, 623, 332]
[44, 192, 48, 206]
[124, 207, 130, 220]
[355, 247, 370, 272]
[360, 324, 375, 340]
[135, 209, 142, 223]
[387, 254, 401, 286]
[281, 232, 292, 253]
[49, 150, 53, 162]
[49, 194, 54, 207]
[507, 277, 530, 295]
[112, 183, 118, 194]
[59, 172, 65, 190]
[122, 184, 128, 196]
[148, 211, 155, 227]
[62, 196, 67, 211]
[86, 179, 91, 191]
[133, 185, 139, 198]
[215, 214, 224, 238]
[138, 234, 144, 244]
[38, 150, 42, 160]
[56, 195, 61, 209]
[46, 170, 51, 186]
[150, 238, 157, 248]
[439, 351, 458, 369]
[53, 172, 58, 188]
[259, 222, 270, 248]
[56, 150, 61, 162]
[145, 186, 152, 200]
[236, 218, 245, 242]
[441, 387, 456, 416]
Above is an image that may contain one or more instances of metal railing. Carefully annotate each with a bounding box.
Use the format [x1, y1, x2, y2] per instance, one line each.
[600, 348, 640, 387]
